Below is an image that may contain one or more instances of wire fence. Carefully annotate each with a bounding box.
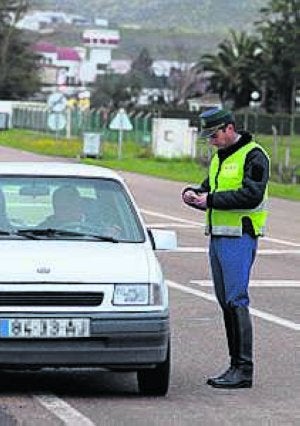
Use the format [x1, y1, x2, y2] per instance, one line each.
[11, 106, 300, 183]
[12, 106, 300, 137]
[12, 107, 153, 145]
[234, 111, 300, 136]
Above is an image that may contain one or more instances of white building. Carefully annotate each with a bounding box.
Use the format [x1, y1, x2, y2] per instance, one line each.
[32, 26, 120, 88]
[80, 29, 120, 83]
[110, 60, 132, 75]
[32, 42, 81, 86]
[16, 10, 90, 31]
[152, 60, 196, 77]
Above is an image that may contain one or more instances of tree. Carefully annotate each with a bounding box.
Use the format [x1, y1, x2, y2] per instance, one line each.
[0, 0, 41, 99]
[129, 47, 157, 91]
[167, 63, 203, 106]
[131, 47, 153, 76]
[201, 30, 262, 109]
[91, 73, 142, 109]
[160, 35, 203, 107]
[200, 1, 300, 113]
[255, 0, 300, 112]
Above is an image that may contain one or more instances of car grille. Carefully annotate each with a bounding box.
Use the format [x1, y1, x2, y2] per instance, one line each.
[0, 292, 104, 306]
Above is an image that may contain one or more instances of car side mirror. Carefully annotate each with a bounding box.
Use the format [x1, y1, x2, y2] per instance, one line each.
[147, 228, 177, 251]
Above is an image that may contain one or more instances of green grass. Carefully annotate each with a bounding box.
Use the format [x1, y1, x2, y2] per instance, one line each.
[84, 157, 208, 183]
[0, 130, 81, 157]
[255, 134, 300, 168]
[0, 129, 299, 201]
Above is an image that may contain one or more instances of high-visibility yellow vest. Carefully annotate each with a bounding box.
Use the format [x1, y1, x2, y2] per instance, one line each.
[206, 141, 269, 237]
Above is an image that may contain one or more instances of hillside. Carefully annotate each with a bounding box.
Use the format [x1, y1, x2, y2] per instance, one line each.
[30, 0, 268, 60]
[32, 0, 267, 32]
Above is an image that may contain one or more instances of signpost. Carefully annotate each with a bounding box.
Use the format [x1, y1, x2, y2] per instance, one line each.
[47, 92, 67, 139]
[47, 92, 67, 113]
[109, 108, 133, 159]
[47, 113, 67, 132]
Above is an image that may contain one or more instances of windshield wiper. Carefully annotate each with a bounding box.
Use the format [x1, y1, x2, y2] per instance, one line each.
[0, 229, 38, 239]
[16, 228, 120, 243]
[0, 229, 12, 236]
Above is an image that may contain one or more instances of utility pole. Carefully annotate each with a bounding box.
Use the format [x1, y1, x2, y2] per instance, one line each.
[290, 76, 296, 137]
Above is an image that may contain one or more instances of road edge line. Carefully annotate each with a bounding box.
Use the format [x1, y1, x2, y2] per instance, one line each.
[167, 280, 300, 331]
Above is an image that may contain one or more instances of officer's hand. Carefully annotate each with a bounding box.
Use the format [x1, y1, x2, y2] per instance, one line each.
[182, 190, 197, 204]
[193, 193, 208, 209]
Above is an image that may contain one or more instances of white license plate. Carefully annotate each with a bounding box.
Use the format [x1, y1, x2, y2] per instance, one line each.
[0, 318, 90, 339]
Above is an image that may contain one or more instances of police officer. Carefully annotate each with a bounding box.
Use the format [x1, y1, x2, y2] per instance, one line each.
[182, 108, 269, 388]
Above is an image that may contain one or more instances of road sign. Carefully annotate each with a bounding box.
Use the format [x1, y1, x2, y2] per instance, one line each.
[109, 108, 133, 131]
[109, 109, 133, 160]
[48, 113, 66, 131]
[48, 92, 67, 113]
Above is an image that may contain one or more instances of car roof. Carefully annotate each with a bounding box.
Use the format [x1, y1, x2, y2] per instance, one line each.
[0, 162, 123, 181]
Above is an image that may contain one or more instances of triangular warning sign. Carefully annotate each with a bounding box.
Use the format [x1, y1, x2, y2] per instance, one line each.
[109, 108, 133, 131]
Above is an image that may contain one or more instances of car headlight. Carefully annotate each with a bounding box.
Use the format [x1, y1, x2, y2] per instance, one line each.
[113, 283, 163, 306]
[113, 284, 149, 305]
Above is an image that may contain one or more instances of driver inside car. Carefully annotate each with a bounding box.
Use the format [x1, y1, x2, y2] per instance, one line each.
[39, 185, 84, 229]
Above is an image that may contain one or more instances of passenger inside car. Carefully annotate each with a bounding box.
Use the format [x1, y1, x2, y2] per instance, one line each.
[0, 188, 12, 231]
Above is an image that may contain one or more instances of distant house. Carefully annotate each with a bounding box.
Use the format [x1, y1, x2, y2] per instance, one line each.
[152, 60, 196, 77]
[110, 60, 132, 75]
[16, 10, 91, 31]
[187, 93, 222, 112]
[32, 42, 81, 87]
[110, 60, 197, 79]
[32, 25, 120, 92]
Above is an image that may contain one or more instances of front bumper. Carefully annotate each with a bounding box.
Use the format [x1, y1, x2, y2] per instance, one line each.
[0, 312, 169, 370]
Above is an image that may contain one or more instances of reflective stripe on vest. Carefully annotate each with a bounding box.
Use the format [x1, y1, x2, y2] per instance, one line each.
[206, 141, 269, 237]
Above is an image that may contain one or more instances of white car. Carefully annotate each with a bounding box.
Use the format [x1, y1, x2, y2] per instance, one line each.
[0, 162, 176, 396]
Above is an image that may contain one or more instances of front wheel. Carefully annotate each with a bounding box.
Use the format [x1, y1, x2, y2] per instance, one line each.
[137, 340, 170, 396]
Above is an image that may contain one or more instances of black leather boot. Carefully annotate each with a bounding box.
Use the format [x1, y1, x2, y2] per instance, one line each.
[209, 306, 253, 389]
[207, 309, 237, 385]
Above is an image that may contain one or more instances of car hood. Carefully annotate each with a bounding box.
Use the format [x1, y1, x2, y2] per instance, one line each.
[0, 241, 152, 283]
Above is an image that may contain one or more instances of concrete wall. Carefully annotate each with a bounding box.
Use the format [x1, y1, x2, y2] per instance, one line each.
[152, 118, 198, 158]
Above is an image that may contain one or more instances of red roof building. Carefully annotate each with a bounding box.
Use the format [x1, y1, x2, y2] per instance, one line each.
[32, 27, 120, 85]
[32, 42, 57, 54]
[56, 47, 81, 61]
[32, 42, 81, 86]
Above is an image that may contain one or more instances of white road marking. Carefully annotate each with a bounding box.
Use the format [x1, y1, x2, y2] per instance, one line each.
[34, 393, 95, 426]
[172, 247, 208, 253]
[264, 236, 300, 247]
[142, 209, 204, 227]
[147, 223, 200, 228]
[190, 279, 300, 287]
[171, 247, 300, 255]
[167, 280, 300, 331]
[142, 209, 300, 247]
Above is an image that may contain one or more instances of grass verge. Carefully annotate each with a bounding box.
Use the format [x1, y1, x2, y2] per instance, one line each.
[0, 129, 299, 201]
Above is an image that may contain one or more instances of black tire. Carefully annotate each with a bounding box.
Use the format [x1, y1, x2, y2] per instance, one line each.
[137, 340, 170, 396]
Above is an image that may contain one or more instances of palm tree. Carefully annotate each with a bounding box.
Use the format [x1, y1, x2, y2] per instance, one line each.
[201, 30, 262, 109]
[255, 0, 300, 113]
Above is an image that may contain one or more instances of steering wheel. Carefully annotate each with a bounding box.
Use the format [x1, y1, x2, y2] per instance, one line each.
[62, 221, 123, 239]
[62, 221, 100, 233]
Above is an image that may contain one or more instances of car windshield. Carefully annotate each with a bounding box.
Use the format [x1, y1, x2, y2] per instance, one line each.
[0, 176, 145, 242]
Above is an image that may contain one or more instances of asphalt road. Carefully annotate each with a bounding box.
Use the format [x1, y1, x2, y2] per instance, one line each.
[0, 146, 299, 426]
